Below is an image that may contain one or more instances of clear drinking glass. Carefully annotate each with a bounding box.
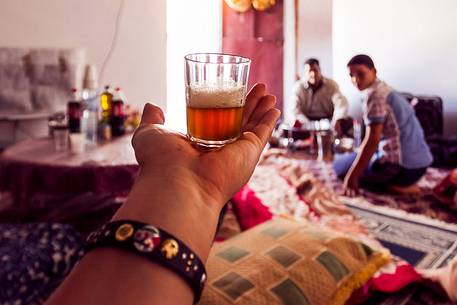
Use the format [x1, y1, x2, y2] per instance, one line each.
[184, 53, 251, 148]
[53, 125, 69, 152]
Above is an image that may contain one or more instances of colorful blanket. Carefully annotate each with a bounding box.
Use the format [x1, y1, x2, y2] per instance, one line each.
[220, 150, 424, 302]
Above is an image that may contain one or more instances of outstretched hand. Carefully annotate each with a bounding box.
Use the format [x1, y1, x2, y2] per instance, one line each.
[45, 84, 280, 305]
[132, 83, 280, 210]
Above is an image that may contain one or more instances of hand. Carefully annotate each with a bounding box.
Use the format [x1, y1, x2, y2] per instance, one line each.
[46, 84, 280, 305]
[334, 119, 343, 138]
[343, 171, 359, 197]
[132, 83, 279, 208]
[114, 83, 280, 259]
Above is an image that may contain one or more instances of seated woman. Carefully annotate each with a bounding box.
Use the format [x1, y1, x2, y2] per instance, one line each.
[333, 54, 433, 196]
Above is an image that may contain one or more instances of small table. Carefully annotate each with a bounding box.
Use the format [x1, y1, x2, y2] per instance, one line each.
[0, 135, 139, 217]
[276, 120, 334, 161]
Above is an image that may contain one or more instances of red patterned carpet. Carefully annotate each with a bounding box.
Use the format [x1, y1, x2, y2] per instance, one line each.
[295, 157, 457, 224]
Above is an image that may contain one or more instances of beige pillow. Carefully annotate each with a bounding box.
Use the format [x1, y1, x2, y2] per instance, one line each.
[199, 218, 389, 305]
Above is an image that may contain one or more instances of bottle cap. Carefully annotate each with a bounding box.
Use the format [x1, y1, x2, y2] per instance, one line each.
[70, 88, 80, 99]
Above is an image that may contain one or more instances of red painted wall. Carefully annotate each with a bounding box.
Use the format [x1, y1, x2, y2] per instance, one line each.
[222, 1, 284, 112]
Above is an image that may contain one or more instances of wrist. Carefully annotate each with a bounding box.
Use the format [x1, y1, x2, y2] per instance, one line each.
[142, 164, 226, 209]
[112, 167, 222, 261]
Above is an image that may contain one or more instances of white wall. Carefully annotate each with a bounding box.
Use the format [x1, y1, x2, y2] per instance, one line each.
[283, 0, 297, 123]
[166, 0, 222, 132]
[283, 0, 333, 123]
[298, 0, 333, 78]
[333, 0, 457, 135]
[0, 0, 167, 110]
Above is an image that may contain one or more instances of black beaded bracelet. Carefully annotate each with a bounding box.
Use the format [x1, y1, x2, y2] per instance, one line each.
[85, 220, 207, 303]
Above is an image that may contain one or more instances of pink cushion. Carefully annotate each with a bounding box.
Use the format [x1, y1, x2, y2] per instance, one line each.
[231, 185, 273, 230]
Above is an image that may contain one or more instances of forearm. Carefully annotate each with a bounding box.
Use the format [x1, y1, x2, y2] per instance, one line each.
[292, 87, 305, 119]
[331, 93, 349, 122]
[46, 248, 194, 305]
[347, 137, 378, 178]
[294, 100, 304, 119]
[46, 168, 220, 305]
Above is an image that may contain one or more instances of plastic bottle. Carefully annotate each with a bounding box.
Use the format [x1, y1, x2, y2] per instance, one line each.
[81, 101, 98, 145]
[80, 64, 100, 145]
[67, 88, 82, 133]
[110, 87, 126, 137]
[100, 85, 113, 121]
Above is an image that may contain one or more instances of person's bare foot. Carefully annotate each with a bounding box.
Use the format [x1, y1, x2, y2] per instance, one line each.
[389, 184, 421, 195]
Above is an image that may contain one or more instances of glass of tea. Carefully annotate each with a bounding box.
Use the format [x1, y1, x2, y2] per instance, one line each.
[184, 53, 251, 148]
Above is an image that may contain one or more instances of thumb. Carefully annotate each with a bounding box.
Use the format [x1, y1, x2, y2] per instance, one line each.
[140, 103, 165, 125]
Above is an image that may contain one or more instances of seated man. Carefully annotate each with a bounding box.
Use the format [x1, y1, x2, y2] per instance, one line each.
[291, 58, 349, 134]
[334, 54, 433, 195]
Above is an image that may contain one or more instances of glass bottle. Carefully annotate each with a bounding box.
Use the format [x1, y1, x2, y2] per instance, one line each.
[100, 85, 113, 121]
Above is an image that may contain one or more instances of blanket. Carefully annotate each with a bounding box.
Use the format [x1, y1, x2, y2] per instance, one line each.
[220, 151, 424, 302]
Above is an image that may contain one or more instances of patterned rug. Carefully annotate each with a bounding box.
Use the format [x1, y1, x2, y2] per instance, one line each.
[342, 198, 457, 270]
[296, 158, 457, 224]
[344, 200, 457, 305]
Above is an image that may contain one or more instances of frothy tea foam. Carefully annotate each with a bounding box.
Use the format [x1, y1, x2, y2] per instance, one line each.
[187, 84, 245, 108]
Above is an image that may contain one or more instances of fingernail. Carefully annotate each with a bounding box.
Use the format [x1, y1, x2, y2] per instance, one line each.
[272, 108, 281, 117]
